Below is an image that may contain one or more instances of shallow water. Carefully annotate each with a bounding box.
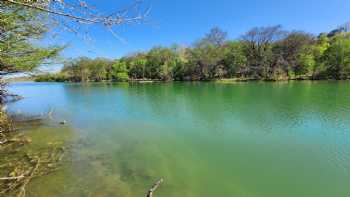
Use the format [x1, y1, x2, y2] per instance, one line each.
[7, 81, 350, 197]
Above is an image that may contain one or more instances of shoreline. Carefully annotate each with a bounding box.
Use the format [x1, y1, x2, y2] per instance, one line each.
[0, 111, 72, 196]
[26, 77, 350, 84]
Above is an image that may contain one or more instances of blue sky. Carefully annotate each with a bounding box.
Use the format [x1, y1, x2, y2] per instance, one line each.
[47, 0, 350, 60]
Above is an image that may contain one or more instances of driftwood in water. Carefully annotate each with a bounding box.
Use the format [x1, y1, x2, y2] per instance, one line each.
[0, 146, 66, 196]
[11, 107, 68, 126]
[0, 175, 25, 181]
[146, 178, 163, 197]
[17, 158, 41, 197]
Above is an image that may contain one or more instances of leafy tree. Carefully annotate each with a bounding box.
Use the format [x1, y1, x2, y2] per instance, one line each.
[88, 58, 111, 81]
[186, 44, 224, 80]
[0, 1, 62, 74]
[308, 33, 331, 78]
[145, 47, 178, 80]
[112, 61, 129, 81]
[273, 32, 315, 78]
[127, 54, 147, 79]
[222, 41, 247, 77]
[322, 35, 350, 79]
[241, 25, 286, 79]
[297, 52, 315, 77]
[170, 45, 187, 80]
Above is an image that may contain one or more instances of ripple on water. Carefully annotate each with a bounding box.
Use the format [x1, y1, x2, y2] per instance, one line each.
[6, 81, 350, 197]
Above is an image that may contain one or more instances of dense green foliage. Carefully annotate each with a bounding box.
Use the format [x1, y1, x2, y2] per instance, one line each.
[0, 0, 61, 74]
[37, 25, 350, 82]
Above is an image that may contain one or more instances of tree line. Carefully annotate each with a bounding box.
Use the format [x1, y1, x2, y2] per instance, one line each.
[36, 24, 350, 83]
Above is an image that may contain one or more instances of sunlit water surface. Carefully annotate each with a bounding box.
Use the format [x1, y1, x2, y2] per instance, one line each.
[7, 81, 350, 197]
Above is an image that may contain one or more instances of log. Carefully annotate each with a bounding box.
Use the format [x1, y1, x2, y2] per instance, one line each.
[146, 178, 163, 197]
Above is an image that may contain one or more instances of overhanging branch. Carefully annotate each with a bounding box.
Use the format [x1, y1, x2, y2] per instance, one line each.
[2, 0, 150, 26]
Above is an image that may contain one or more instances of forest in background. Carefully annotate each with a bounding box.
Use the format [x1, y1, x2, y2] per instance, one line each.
[36, 24, 350, 82]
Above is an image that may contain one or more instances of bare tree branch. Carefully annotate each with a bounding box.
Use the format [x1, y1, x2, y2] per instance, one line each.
[3, 0, 98, 23]
[2, 0, 151, 27]
[146, 178, 163, 197]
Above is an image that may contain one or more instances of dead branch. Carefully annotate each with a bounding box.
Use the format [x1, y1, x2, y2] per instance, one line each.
[0, 175, 25, 181]
[146, 178, 163, 197]
[17, 158, 40, 197]
[2, 0, 150, 27]
[0, 139, 7, 145]
[3, 0, 98, 24]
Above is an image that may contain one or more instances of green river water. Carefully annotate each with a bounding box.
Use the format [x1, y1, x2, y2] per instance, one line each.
[6, 81, 350, 197]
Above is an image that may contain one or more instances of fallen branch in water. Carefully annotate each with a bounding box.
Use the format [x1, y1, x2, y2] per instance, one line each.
[0, 137, 31, 148]
[146, 178, 163, 197]
[17, 158, 41, 197]
[0, 146, 67, 196]
[0, 139, 7, 145]
[0, 133, 6, 145]
[0, 175, 25, 181]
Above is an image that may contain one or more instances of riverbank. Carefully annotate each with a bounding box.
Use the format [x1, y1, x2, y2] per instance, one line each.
[4, 77, 34, 83]
[0, 110, 15, 146]
[33, 73, 350, 84]
[0, 109, 72, 196]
